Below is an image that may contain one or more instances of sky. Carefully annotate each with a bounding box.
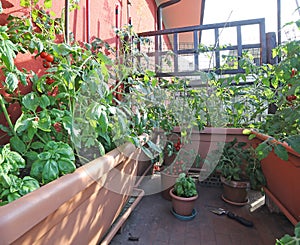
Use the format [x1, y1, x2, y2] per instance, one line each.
[203, 0, 300, 42]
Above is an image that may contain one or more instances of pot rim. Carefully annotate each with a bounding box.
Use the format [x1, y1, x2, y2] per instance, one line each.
[220, 176, 250, 189]
[169, 188, 198, 201]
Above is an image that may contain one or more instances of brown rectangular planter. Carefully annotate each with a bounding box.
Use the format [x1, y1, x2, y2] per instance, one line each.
[252, 131, 300, 225]
[0, 141, 141, 245]
[173, 127, 253, 165]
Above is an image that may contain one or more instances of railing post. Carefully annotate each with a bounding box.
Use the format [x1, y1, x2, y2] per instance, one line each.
[266, 32, 277, 65]
[266, 32, 278, 114]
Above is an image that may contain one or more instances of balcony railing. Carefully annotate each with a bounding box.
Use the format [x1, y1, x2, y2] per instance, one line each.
[137, 18, 270, 79]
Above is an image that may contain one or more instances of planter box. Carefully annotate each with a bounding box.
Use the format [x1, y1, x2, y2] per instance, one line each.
[173, 127, 253, 166]
[252, 131, 300, 225]
[0, 141, 141, 245]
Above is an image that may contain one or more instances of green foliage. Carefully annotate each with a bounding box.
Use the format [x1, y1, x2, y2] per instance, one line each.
[0, 144, 40, 205]
[30, 141, 75, 184]
[276, 222, 300, 245]
[205, 138, 265, 190]
[173, 173, 197, 198]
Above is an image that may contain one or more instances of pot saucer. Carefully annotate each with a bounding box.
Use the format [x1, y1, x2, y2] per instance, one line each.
[170, 208, 197, 221]
[221, 195, 249, 206]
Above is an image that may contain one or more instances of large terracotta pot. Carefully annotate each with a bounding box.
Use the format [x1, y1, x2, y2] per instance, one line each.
[0, 141, 141, 245]
[169, 188, 198, 216]
[251, 131, 300, 225]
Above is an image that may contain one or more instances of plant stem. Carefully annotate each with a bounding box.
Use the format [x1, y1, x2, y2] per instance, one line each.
[0, 95, 17, 136]
[35, 132, 47, 144]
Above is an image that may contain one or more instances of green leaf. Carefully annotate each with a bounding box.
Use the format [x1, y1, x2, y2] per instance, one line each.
[10, 136, 26, 155]
[0, 173, 11, 188]
[274, 144, 288, 161]
[147, 139, 162, 153]
[255, 142, 272, 160]
[19, 176, 40, 195]
[27, 126, 37, 140]
[37, 111, 51, 132]
[44, 0, 52, 8]
[7, 192, 21, 203]
[98, 142, 105, 156]
[20, 0, 30, 7]
[5, 72, 19, 92]
[24, 150, 38, 162]
[22, 92, 39, 112]
[7, 151, 26, 169]
[14, 114, 32, 134]
[56, 143, 75, 160]
[42, 160, 59, 184]
[31, 141, 45, 150]
[295, 222, 300, 238]
[40, 95, 50, 109]
[99, 112, 108, 132]
[58, 157, 76, 175]
[30, 159, 45, 182]
[38, 152, 51, 160]
[286, 136, 300, 154]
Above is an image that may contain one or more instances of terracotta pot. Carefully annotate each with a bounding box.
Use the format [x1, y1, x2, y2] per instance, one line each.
[251, 131, 300, 225]
[220, 176, 250, 205]
[0, 141, 141, 245]
[169, 188, 198, 216]
[161, 172, 179, 200]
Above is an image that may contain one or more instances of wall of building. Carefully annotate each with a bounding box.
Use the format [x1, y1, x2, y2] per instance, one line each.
[0, 0, 158, 144]
[1, 0, 157, 43]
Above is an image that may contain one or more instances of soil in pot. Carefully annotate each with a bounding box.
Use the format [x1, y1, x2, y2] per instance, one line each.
[221, 176, 250, 206]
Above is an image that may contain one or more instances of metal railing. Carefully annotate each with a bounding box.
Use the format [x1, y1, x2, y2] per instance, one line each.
[137, 18, 267, 78]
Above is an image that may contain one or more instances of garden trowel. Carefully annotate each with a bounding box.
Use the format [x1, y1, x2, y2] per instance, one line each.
[210, 207, 254, 227]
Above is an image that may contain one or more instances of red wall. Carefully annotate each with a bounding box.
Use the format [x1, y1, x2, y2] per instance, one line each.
[0, 0, 157, 144]
[1, 0, 157, 43]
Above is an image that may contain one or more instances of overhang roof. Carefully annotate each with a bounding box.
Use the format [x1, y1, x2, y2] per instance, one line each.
[155, 0, 205, 30]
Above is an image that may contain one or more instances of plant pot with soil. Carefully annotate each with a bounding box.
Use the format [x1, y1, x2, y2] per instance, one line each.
[205, 138, 265, 205]
[169, 173, 198, 219]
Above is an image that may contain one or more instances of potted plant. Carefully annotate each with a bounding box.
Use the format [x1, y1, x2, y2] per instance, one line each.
[160, 148, 200, 200]
[169, 172, 198, 219]
[205, 138, 265, 205]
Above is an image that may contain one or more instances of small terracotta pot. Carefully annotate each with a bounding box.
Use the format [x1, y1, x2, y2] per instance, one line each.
[169, 188, 198, 216]
[220, 176, 250, 205]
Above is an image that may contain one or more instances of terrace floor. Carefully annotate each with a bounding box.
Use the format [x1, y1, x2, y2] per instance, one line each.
[109, 174, 294, 245]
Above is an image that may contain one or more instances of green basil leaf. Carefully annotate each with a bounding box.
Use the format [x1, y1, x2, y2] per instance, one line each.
[58, 157, 76, 175]
[7, 192, 21, 203]
[38, 152, 51, 160]
[42, 160, 59, 184]
[30, 159, 45, 182]
[19, 176, 40, 195]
